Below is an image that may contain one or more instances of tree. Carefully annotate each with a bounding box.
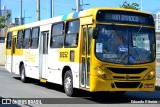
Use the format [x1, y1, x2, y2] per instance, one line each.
[0, 13, 11, 29]
[119, 1, 140, 10]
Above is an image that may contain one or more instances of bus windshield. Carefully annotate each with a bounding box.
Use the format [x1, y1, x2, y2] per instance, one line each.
[95, 24, 155, 64]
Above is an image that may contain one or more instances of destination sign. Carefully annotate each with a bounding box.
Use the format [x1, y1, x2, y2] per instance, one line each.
[96, 10, 154, 26]
[109, 14, 139, 22]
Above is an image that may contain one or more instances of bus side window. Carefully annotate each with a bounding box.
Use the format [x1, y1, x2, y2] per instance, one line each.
[22, 28, 31, 49]
[6, 32, 12, 49]
[50, 22, 64, 48]
[64, 19, 80, 48]
[16, 30, 23, 49]
[30, 27, 40, 49]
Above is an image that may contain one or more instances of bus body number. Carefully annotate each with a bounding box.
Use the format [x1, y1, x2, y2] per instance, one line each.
[60, 52, 68, 58]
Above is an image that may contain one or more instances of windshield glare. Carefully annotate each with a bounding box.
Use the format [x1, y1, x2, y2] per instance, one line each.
[95, 24, 155, 64]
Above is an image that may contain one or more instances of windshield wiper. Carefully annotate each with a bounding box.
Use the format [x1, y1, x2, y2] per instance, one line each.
[111, 23, 124, 43]
[133, 25, 143, 40]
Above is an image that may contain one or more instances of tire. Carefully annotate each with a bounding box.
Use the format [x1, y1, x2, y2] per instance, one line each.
[20, 64, 28, 83]
[63, 70, 77, 97]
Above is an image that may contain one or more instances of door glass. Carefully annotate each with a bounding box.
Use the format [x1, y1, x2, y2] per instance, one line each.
[88, 27, 92, 55]
[81, 57, 85, 85]
[43, 33, 48, 54]
[86, 58, 90, 86]
[82, 28, 86, 55]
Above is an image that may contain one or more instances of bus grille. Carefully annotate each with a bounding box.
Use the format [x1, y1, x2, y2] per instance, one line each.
[114, 82, 140, 88]
[113, 76, 140, 79]
[108, 68, 147, 74]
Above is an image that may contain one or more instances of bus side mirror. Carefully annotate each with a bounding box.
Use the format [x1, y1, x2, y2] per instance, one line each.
[93, 27, 99, 39]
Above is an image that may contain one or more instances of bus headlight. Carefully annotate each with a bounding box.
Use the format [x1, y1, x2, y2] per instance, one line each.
[143, 70, 155, 80]
[95, 68, 111, 80]
[97, 70, 103, 75]
[150, 70, 155, 75]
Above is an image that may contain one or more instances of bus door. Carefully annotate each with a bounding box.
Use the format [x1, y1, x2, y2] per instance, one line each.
[39, 31, 49, 79]
[11, 35, 17, 73]
[80, 25, 93, 88]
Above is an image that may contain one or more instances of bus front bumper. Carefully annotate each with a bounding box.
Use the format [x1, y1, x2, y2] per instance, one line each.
[90, 75, 155, 92]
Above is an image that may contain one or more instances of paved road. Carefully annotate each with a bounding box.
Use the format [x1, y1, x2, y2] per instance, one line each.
[0, 66, 160, 107]
[156, 64, 160, 86]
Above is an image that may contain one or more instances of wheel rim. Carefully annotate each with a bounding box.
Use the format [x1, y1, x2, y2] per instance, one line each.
[64, 76, 72, 93]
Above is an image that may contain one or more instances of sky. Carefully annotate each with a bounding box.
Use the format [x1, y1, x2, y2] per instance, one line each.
[1, 0, 160, 24]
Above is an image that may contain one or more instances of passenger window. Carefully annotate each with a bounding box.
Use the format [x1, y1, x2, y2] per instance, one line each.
[16, 30, 23, 49]
[50, 22, 64, 48]
[6, 32, 12, 49]
[22, 28, 31, 49]
[64, 19, 80, 48]
[30, 27, 39, 49]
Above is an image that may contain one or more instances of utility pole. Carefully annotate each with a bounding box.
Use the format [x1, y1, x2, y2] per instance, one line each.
[20, 0, 22, 25]
[76, 0, 80, 11]
[51, 0, 54, 18]
[37, 0, 40, 21]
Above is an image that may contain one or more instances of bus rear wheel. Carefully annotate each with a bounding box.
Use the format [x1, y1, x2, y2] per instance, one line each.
[64, 70, 77, 97]
[20, 64, 28, 83]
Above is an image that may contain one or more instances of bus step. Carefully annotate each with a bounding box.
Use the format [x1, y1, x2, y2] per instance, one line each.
[40, 79, 47, 83]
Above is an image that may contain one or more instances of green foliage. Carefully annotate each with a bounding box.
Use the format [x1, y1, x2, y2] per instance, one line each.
[120, 1, 140, 10]
[0, 12, 11, 28]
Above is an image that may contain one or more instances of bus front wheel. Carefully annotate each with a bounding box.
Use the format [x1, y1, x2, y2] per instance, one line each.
[20, 64, 28, 83]
[64, 70, 77, 97]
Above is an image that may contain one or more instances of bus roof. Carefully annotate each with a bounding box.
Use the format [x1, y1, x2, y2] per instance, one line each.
[8, 8, 152, 31]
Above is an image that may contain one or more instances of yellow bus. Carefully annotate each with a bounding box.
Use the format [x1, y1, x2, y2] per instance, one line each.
[5, 8, 156, 97]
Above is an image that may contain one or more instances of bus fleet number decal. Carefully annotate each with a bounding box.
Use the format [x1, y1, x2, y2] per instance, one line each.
[60, 52, 68, 58]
